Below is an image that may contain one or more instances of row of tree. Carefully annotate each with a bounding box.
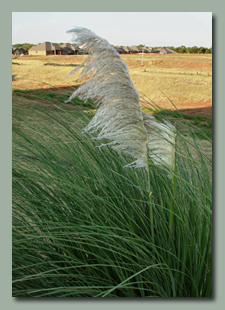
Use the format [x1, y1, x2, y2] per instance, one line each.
[166, 45, 212, 54]
[13, 43, 34, 51]
[14, 43, 212, 54]
[138, 44, 212, 54]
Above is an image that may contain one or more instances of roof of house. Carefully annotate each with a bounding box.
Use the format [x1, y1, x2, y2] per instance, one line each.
[12, 47, 26, 53]
[144, 47, 153, 52]
[129, 45, 144, 52]
[29, 42, 63, 51]
[60, 43, 79, 50]
[153, 47, 177, 54]
[129, 45, 139, 52]
[61, 47, 74, 53]
[164, 48, 177, 54]
[142, 48, 150, 53]
[154, 48, 167, 54]
[114, 46, 126, 53]
[121, 46, 130, 52]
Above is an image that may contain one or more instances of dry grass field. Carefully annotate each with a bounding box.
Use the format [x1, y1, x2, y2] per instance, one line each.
[12, 53, 212, 118]
[12, 53, 212, 164]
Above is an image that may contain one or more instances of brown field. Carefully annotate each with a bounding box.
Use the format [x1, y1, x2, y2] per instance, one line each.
[12, 53, 212, 118]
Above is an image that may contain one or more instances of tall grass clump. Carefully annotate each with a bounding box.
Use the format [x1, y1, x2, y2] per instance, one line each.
[12, 27, 212, 297]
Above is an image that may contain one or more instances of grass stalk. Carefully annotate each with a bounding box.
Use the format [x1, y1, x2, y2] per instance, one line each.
[168, 136, 177, 267]
[147, 154, 155, 262]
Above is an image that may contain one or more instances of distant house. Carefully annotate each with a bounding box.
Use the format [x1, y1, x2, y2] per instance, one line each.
[113, 46, 136, 54]
[152, 49, 161, 54]
[114, 46, 126, 54]
[127, 47, 137, 54]
[164, 48, 177, 54]
[152, 47, 177, 54]
[128, 46, 153, 53]
[28, 42, 68, 55]
[144, 47, 153, 53]
[60, 43, 79, 55]
[129, 46, 143, 53]
[139, 47, 150, 53]
[120, 46, 130, 54]
[12, 47, 26, 55]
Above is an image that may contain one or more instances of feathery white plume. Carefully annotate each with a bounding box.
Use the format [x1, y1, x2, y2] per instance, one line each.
[141, 111, 176, 172]
[66, 27, 176, 172]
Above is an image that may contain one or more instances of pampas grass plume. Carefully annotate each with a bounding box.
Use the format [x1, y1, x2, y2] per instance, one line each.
[66, 27, 176, 173]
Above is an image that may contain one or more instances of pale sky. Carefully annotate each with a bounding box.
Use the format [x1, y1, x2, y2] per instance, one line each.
[12, 12, 212, 47]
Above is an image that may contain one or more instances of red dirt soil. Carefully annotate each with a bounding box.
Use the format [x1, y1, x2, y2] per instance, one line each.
[24, 84, 213, 119]
[13, 78, 212, 119]
[177, 106, 212, 119]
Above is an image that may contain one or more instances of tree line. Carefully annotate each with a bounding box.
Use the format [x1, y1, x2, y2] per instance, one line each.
[13, 43, 34, 51]
[166, 45, 212, 54]
[14, 43, 212, 54]
[138, 45, 212, 54]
